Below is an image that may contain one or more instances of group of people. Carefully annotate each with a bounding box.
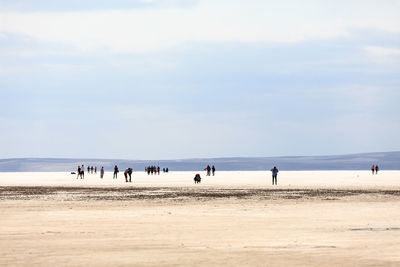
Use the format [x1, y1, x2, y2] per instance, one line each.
[204, 165, 216, 176]
[76, 165, 104, 179]
[76, 164, 381, 185]
[371, 165, 380, 175]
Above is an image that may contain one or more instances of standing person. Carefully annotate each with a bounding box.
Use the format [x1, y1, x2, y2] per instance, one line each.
[212, 165, 216, 176]
[375, 165, 379, 174]
[91, 166, 94, 174]
[87, 166, 90, 174]
[81, 165, 85, 179]
[206, 165, 211, 176]
[113, 165, 119, 179]
[371, 165, 375, 175]
[157, 166, 160, 175]
[95, 166, 97, 174]
[100, 166, 104, 179]
[270, 166, 279, 185]
[77, 165, 81, 179]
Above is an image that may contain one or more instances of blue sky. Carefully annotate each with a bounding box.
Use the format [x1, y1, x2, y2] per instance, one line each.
[0, 0, 399, 159]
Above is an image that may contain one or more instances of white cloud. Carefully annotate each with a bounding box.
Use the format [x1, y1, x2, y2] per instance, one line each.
[0, 0, 399, 53]
[364, 46, 400, 56]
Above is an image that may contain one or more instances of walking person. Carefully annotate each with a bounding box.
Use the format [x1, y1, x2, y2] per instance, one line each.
[371, 165, 375, 175]
[100, 166, 104, 179]
[375, 165, 379, 174]
[113, 165, 119, 179]
[212, 165, 216, 176]
[270, 166, 279, 185]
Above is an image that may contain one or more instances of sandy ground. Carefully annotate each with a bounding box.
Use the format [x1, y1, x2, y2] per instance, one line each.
[1, 171, 400, 266]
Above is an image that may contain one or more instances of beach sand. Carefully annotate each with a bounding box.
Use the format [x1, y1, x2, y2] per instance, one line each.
[1, 171, 400, 266]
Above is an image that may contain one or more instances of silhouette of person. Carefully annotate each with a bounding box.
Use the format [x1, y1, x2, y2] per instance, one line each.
[270, 166, 279, 185]
[212, 165, 215, 176]
[371, 165, 375, 175]
[375, 165, 379, 174]
[100, 166, 104, 178]
[113, 165, 119, 179]
[124, 168, 133, 182]
[206, 165, 211, 176]
[77, 165, 81, 179]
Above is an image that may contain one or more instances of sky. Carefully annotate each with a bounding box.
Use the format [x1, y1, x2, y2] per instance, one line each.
[0, 0, 399, 159]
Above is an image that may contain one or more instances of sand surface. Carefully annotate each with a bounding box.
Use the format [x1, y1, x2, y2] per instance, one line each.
[1, 171, 400, 266]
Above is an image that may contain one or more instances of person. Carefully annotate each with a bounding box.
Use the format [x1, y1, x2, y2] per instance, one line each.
[157, 166, 160, 175]
[77, 165, 81, 179]
[81, 165, 85, 179]
[87, 166, 90, 173]
[212, 165, 216, 176]
[375, 165, 379, 174]
[124, 168, 133, 182]
[206, 165, 211, 176]
[100, 166, 104, 178]
[194, 173, 201, 184]
[113, 165, 119, 179]
[371, 165, 375, 175]
[95, 166, 97, 174]
[270, 166, 279, 185]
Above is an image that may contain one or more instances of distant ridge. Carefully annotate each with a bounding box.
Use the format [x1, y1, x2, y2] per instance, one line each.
[0, 152, 399, 172]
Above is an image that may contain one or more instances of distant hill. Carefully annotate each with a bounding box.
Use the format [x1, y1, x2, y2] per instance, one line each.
[0, 152, 399, 172]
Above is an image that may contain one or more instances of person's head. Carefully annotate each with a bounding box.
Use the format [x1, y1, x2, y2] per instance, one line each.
[274, 166, 277, 169]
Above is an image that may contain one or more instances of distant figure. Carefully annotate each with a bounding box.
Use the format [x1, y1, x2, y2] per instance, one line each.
[270, 166, 279, 185]
[100, 166, 104, 178]
[91, 166, 94, 174]
[113, 165, 119, 179]
[166, 168, 169, 173]
[375, 165, 379, 174]
[371, 165, 375, 175]
[124, 168, 133, 182]
[157, 166, 160, 175]
[81, 165, 85, 179]
[212, 165, 216, 176]
[147, 166, 151, 175]
[206, 165, 211, 176]
[194, 174, 201, 184]
[95, 166, 97, 174]
[87, 166, 90, 173]
[77, 166, 81, 179]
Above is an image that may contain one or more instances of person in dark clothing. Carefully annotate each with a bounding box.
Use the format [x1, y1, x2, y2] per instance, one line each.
[100, 166, 104, 178]
[124, 168, 133, 182]
[87, 166, 90, 173]
[371, 165, 375, 175]
[77, 166, 81, 179]
[157, 166, 160, 175]
[113, 165, 119, 179]
[206, 165, 211, 176]
[375, 165, 379, 174]
[194, 174, 201, 184]
[270, 166, 279, 185]
[212, 165, 216, 176]
[91, 166, 94, 174]
[166, 168, 169, 173]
